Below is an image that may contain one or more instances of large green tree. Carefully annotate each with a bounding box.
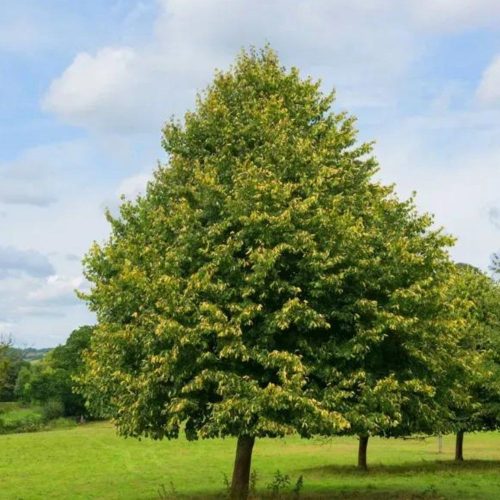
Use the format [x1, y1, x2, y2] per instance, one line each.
[79, 48, 457, 498]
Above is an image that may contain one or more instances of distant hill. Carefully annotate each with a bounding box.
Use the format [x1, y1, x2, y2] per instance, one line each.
[19, 347, 52, 362]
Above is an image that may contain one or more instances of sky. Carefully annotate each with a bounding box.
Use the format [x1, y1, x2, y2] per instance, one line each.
[1, 0, 500, 347]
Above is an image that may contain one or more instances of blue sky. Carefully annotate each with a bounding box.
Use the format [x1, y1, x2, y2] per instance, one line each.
[1, 0, 500, 347]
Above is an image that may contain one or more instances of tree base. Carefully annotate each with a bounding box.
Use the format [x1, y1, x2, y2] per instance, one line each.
[358, 435, 369, 470]
[230, 435, 255, 500]
[455, 430, 464, 462]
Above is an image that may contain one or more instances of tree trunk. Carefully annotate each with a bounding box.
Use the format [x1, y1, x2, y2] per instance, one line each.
[358, 435, 369, 470]
[437, 433, 443, 454]
[455, 430, 464, 462]
[230, 435, 255, 500]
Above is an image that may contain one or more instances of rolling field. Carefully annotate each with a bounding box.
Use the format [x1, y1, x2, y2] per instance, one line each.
[1, 422, 500, 499]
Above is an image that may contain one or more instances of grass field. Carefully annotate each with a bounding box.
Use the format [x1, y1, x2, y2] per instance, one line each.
[1, 422, 500, 499]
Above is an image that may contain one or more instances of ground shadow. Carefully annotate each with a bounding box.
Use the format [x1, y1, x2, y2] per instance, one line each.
[168, 492, 445, 499]
[301, 459, 500, 477]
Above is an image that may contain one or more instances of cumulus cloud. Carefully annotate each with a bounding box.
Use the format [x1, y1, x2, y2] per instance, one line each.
[0, 246, 55, 279]
[41, 0, 500, 136]
[43, 0, 500, 137]
[42, 47, 156, 133]
[0, 139, 108, 345]
[42, 42, 206, 133]
[42, 0, 416, 134]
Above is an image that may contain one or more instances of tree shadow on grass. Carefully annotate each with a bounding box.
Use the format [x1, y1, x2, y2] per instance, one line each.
[169, 491, 445, 499]
[301, 459, 500, 477]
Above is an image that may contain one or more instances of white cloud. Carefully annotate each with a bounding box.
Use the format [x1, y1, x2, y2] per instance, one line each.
[0, 138, 113, 346]
[476, 55, 500, 105]
[42, 42, 207, 134]
[103, 171, 153, 218]
[41, 0, 500, 137]
[42, 47, 155, 133]
[42, 0, 416, 134]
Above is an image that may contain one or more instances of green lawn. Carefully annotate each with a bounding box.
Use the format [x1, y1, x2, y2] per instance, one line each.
[1, 422, 499, 499]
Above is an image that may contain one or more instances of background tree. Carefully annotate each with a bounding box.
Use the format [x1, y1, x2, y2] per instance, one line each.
[15, 326, 93, 416]
[79, 47, 458, 497]
[445, 264, 500, 461]
[309, 181, 466, 470]
[0, 338, 28, 402]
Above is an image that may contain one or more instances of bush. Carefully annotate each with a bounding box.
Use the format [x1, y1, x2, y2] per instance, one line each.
[42, 399, 65, 421]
